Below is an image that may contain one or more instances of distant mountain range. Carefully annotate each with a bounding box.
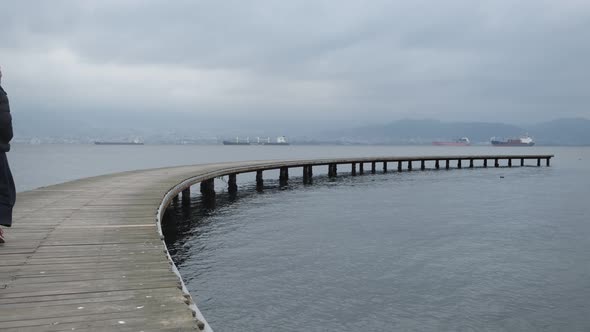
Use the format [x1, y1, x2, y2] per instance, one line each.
[322, 118, 590, 145]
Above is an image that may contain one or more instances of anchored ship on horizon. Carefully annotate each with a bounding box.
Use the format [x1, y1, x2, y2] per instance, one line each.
[95, 138, 144, 145]
[490, 135, 535, 146]
[432, 137, 471, 146]
[222, 136, 290, 146]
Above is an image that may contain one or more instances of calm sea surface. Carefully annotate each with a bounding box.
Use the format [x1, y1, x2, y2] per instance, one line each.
[10, 145, 590, 331]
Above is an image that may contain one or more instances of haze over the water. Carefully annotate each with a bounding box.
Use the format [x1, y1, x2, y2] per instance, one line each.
[1, 1, 589, 135]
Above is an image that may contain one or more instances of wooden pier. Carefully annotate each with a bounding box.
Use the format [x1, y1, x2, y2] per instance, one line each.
[0, 154, 553, 331]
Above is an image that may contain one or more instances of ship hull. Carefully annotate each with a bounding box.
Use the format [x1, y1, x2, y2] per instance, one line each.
[95, 142, 144, 145]
[491, 141, 535, 146]
[223, 141, 251, 145]
[432, 142, 470, 146]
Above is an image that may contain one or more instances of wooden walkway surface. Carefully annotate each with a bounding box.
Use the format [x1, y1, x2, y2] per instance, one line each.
[0, 155, 553, 331]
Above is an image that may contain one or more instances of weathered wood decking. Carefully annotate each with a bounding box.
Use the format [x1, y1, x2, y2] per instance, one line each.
[0, 155, 553, 331]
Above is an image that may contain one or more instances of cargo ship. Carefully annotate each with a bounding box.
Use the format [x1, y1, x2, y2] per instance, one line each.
[95, 139, 144, 145]
[259, 136, 290, 146]
[490, 135, 534, 146]
[432, 137, 470, 146]
[223, 136, 290, 146]
[222, 137, 251, 145]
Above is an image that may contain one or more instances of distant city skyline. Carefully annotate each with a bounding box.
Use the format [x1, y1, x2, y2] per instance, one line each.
[1, 0, 589, 133]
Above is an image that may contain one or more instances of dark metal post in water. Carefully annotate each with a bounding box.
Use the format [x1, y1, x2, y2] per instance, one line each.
[303, 166, 309, 184]
[181, 187, 191, 205]
[359, 163, 364, 175]
[421, 160, 425, 170]
[495, 158, 499, 167]
[279, 167, 289, 185]
[200, 179, 216, 208]
[445, 160, 450, 170]
[256, 170, 264, 191]
[408, 161, 412, 171]
[371, 161, 376, 174]
[398, 161, 402, 172]
[546, 158, 550, 167]
[537, 158, 541, 167]
[328, 164, 337, 177]
[508, 159, 512, 167]
[307, 165, 313, 183]
[457, 159, 462, 169]
[521, 158, 525, 166]
[469, 159, 474, 168]
[383, 161, 388, 173]
[484, 159, 488, 168]
[228, 174, 238, 195]
[435, 160, 440, 169]
[352, 163, 357, 176]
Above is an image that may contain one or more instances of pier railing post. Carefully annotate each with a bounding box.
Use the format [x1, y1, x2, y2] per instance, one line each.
[495, 158, 499, 167]
[435, 160, 440, 169]
[397, 161, 402, 172]
[457, 159, 462, 169]
[445, 160, 450, 170]
[537, 158, 541, 167]
[383, 161, 388, 173]
[421, 160, 425, 170]
[546, 158, 550, 167]
[469, 159, 474, 168]
[371, 161, 376, 174]
[408, 160, 412, 171]
[508, 158, 512, 167]
[521, 158, 524, 166]
[256, 170, 264, 191]
[359, 163, 364, 175]
[483, 159, 488, 168]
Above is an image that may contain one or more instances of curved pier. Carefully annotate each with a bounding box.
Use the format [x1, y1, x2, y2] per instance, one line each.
[0, 154, 553, 331]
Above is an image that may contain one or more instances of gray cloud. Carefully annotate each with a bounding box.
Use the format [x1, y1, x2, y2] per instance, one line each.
[1, 0, 589, 133]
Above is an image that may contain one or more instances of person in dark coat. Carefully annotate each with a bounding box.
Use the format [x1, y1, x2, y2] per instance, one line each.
[0, 67, 15, 243]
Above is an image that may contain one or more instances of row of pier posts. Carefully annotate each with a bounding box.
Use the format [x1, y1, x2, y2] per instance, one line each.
[174, 156, 551, 208]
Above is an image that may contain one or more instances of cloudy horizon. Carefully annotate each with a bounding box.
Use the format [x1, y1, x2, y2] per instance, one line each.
[1, 0, 589, 135]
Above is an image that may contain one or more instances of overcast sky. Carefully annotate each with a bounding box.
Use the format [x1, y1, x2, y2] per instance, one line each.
[1, 0, 589, 132]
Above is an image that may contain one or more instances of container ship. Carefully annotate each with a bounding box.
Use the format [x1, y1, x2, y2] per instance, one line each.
[490, 135, 534, 146]
[432, 137, 470, 146]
